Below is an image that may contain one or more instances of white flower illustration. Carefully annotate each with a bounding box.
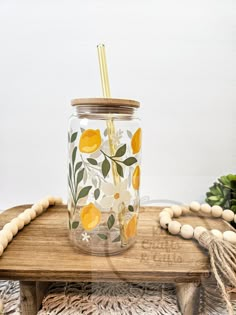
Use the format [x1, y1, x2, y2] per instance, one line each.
[82, 232, 90, 242]
[100, 179, 131, 212]
[111, 129, 123, 147]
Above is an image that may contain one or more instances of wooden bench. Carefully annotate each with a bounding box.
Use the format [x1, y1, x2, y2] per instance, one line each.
[0, 205, 234, 315]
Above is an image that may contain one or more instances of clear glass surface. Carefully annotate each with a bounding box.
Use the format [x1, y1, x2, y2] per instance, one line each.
[68, 105, 141, 256]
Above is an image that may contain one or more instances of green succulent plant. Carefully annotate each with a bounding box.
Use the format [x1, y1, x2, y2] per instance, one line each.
[206, 174, 236, 213]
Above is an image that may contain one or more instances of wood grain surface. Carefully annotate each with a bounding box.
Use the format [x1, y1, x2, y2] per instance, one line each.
[71, 98, 140, 107]
[0, 205, 234, 283]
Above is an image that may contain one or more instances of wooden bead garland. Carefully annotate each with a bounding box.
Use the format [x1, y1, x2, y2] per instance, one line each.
[158, 201, 236, 315]
[180, 224, 194, 239]
[0, 196, 63, 257]
[211, 229, 223, 240]
[222, 210, 235, 222]
[211, 205, 223, 218]
[158, 202, 236, 244]
[168, 221, 181, 235]
[200, 203, 211, 214]
[194, 226, 207, 240]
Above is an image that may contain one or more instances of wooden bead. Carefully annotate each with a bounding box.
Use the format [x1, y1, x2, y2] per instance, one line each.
[171, 205, 182, 217]
[158, 211, 171, 221]
[181, 224, 194, 239]
[11, 217, 24, 230]
[40, 198, 50, 209]
[194, 226, 207, 240]
[160, 216, 172, 229]
[0, 244, 4, 257]
[162, 208, 174, 218]
[11, 222, 19, 236]
[54, 197, 63, 205]
[200, 203, 211, 214]
[30, 208, 37, 219]
[32, 203, 44, 215]
[211, 229, 223, 239]
[168, 221, 181, 235]
[3, 222, 18, 236]
[190, 201, 201, 212]
[223, 231, 236, 244]
[46, 195, 55, 205]
[24, 208, 36, 220]
[18, 212, 31, 225]
[222, 209, 234, 222]
[159, 211, 171, 217]
[2, 229, 13, 242]
[211, 205, 223, 218]
[0, 232, 8, 249]
[181, 205, 190, 215]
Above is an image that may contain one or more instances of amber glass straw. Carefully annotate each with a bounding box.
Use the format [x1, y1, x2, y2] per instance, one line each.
[97, 44, 119, 185]
[97, 44, 111, 97]
[97, 44, 127, 246]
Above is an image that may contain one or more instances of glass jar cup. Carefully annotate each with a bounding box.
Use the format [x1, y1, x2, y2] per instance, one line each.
[68, 98, 141, 256]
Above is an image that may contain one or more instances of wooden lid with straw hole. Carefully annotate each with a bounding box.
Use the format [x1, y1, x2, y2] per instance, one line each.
[71, 98, 140, 108]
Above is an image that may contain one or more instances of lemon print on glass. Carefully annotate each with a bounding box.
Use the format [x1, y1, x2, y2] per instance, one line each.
[79, 129, 102, 153]
[131, 128, 142, 154]
[132, 165, 140, 190]
[80, 202, 101, 231]
[125, 215, 138, 238]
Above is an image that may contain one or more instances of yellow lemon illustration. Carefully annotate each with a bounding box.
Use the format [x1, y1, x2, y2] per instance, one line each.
[125, 215, 138, 238]
[79, 129, 102, 153]
[80, 202, 101, 231]
[131, 128, 142, 154]
[132, 165, 140, 190]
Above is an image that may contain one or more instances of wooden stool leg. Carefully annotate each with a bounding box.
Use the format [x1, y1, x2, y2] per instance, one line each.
[176, 282, 200, 315]
[20, 281, 37, 315]
[36, 281, 51, 310]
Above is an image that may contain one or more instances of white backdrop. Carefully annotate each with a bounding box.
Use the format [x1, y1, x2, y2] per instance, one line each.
[0, 0, 235, 209]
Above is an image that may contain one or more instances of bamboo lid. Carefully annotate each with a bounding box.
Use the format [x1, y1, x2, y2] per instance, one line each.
[71, 98, 140, 108]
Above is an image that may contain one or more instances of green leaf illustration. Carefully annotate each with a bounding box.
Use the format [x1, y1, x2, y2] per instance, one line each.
[69, 163, 72, 180]
[102, 158, 110, 178]
[72, 147, 77, 165]
[70, 132, 78, 143]
[72, 221, 79, 229]
[107, 214, 115, 229]
[94, 188, 100, 200]
[116, 163, 124, 177]
[97, 233, 108, 240]
[83, 169, 88, 184]
[76, 168, 85, 186]
[112, 235, 121, 242]
[87, 158, 98, 165]
[123, 157, 137, 166]
[128, 205, 134, 212]
[75, 161, 82, 173]
[68, 176, 73, 192]
[127, 130, 132, 138]
[114, 144, 126, 157]
[77, 186, 92, 200]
